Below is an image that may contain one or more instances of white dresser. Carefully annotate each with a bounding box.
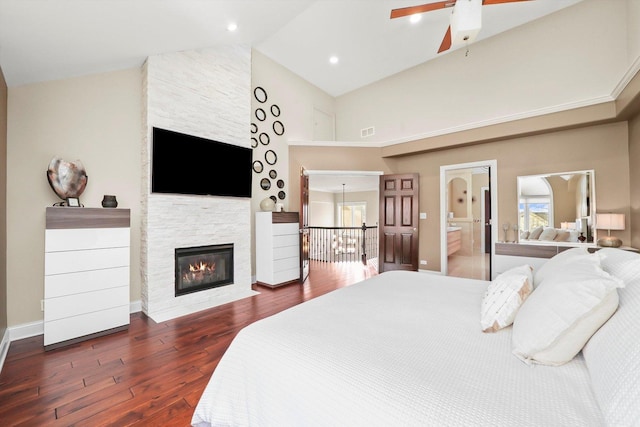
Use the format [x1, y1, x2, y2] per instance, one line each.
[44, 207, 130, 349]
[255, 211, 300, 287]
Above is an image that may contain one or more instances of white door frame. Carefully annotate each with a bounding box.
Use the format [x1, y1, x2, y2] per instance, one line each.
[440, 160, 498, 277]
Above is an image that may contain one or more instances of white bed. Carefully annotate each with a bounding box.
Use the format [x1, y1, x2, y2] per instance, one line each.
[192, 249, 640, 427]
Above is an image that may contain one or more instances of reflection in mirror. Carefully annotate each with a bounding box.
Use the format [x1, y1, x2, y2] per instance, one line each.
[517, 170, 595, 245]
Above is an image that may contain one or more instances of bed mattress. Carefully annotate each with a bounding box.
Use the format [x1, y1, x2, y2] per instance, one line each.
[192, 271, 603, 426]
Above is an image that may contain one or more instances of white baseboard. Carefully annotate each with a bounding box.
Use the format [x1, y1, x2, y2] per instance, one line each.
[130, 300, 142, 314]
[9, 320, 43, 341]
[0, 328, 10, 374]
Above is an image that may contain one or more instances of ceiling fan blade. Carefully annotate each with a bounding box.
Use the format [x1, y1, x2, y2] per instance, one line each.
[482, 0, 533, 5]
[390, 1, 455, 19]
[438, 26, 452, 53]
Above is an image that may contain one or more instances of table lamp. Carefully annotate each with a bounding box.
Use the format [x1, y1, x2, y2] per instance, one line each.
[596, 213, 625, 248]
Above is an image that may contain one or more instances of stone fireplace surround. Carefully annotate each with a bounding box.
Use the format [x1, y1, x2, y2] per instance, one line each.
[141, 46, 258, 323]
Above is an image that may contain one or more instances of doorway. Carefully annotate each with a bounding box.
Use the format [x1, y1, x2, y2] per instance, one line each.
[303, 170, 382, 278]
[440, 160, 497, 281]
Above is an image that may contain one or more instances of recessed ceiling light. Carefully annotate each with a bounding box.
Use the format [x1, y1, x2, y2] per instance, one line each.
[227, 22, 238, 32]
[409, 14, 421, 24]
[329, 56, 339, 65]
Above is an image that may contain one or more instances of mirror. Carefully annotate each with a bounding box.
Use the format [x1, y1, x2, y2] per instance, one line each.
[517, 170, 595, 244]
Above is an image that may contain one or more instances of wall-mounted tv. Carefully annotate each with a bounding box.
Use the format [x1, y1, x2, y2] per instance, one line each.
[152, 127, 252, 198]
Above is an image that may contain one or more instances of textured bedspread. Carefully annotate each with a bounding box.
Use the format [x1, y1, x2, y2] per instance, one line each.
[192, 271, 603, 427]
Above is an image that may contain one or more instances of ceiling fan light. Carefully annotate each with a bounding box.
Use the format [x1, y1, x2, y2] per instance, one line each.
[450, 0, 482, 46]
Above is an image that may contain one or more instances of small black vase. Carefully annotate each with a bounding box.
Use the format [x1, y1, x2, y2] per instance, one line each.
[101, 195, 118, 208]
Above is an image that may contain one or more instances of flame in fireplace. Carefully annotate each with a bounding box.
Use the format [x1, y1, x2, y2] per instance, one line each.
[189, 261, 216, 273]
[182, 260, 217, 285]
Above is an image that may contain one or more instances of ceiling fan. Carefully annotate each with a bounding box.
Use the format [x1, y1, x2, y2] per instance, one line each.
[390, 0, 533, 54]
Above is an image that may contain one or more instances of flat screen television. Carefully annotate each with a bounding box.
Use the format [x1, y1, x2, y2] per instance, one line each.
[152, 127, 252, 198]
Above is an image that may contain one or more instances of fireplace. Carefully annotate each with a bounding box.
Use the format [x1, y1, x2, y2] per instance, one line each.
[175, 244, 234, 297]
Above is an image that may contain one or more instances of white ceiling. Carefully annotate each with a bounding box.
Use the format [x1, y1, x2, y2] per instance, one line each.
[0, 0, 583, 96]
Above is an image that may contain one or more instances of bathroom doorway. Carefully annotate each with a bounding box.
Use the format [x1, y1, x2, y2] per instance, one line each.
[440, 160, 497, 281]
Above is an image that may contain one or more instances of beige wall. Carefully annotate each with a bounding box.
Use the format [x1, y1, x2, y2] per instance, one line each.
[289, 122, 631, 272]
[309, 190, 335, 227]
[6, 68, 142, 327]
[630, 110, 640, 249]
[250, 50, 336, 275]
[334, 0, 629, 144]
[0, 66, 7, 335]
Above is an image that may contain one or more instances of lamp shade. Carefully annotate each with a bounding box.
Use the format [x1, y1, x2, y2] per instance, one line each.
[596, 213, 625, 231]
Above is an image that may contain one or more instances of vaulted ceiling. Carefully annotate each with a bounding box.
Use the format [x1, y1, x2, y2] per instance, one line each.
[0, 0, 583, 95]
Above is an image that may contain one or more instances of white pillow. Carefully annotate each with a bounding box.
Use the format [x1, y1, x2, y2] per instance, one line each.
[597, 248, 640, 284]
[582, 257, 640, 426]
[512, 260, 624, 366]
[533, 246, 592, 287]
[480, 265, 533, 333]
[567, 230, 580, 242]
[528, 226, 544, 240]
[538, 227, 557, 241]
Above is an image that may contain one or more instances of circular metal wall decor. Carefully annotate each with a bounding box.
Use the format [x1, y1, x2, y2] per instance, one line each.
[273, 120, 285, 136]
[251, 123, 258, 134]
[269, 169, 277, 179]
[277, 179, 284, 188]
[265, 150, 277, 165]
[271, 104, 280, 117]
[255, 108, 266, 121]
[278, 191, 286, 200]
[259, 133, 270, 145]
[269, 195, 277, 203]
[254, 87, 267, 103]
[252, 160, 263, 173]
[251, 137, 258, 148]
[260, 178, 271, 190]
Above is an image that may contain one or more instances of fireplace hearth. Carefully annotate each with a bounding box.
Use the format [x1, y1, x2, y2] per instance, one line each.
[175, 244, 233, 296]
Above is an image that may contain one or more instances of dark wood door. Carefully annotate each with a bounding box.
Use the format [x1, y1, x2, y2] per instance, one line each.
[484, 188, 491, 254]
[299, 167, 310, 283]
[379, 173, 420, 273]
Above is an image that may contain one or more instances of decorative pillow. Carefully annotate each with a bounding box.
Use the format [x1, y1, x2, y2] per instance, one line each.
[480, 265, 533, 333]
[567, 230, 580, 242]
[520, 230, 530, 240]
[553, 230, 570, 242]
[538, 227, 557, 241]
[582, 255, 640, 426]
[512, 260, 624, 366]
[528, 226, 544, 240]
[533, 246, 592, 287]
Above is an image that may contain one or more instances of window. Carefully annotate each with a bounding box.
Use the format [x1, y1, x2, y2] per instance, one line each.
[519, 197, 552, 231]
[337, 202, 366, 227]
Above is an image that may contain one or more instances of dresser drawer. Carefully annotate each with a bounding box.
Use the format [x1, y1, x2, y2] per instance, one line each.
[45, 247, 129, 275]
[45, 227, 130, 252]
[44, 305, 130, 346]
[44, 285, 129, 322]
[274, 256, 300, 272]
[273, 245, 299, 260]
[273, 223, 298, 236]
[274, 267, 300, 284]
[45, 266, 129, 298]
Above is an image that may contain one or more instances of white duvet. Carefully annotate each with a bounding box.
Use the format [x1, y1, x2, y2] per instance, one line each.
[192, 271, 603, 427]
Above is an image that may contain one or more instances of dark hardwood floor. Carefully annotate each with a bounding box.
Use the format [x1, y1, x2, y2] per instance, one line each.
[0, 260, 378, 426]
